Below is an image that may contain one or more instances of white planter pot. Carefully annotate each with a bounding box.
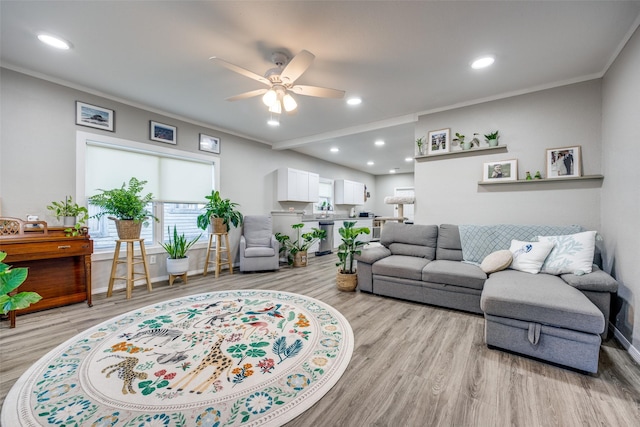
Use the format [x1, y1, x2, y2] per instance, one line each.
[63, 216, 76, 227]
[167, 257, 189, 275]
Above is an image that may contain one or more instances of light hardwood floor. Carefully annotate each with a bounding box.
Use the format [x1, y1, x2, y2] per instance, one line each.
[1, 254, 639, 426]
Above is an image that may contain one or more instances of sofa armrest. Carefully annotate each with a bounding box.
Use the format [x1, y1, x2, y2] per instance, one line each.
[355, 246, 392, 264]
[240, 235, 247, 254]
[560, 265, 619, 293]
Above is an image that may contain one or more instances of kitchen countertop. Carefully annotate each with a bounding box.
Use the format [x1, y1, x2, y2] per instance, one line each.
[301, 215, 373, 222]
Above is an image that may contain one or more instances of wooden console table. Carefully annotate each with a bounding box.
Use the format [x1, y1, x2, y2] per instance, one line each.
[0, 225, 93, 327]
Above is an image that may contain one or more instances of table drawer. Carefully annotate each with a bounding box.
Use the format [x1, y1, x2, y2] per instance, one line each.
[2, 239, 92, 260]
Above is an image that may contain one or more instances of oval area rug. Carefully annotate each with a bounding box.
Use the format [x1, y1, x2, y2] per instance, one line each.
[2, 290, 354, 426]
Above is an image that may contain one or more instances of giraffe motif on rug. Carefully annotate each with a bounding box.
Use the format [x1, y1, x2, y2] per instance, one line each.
[168, 334, 233, 394]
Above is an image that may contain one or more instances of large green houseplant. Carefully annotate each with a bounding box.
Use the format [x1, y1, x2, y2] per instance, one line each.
[197, 190, 243, 233]
[47, 195, 89, 236]
[275, 223, 327, 267]
[335, 221, 370, 291]
[0, 252, 42, 320]
[87, 177, 157, 239]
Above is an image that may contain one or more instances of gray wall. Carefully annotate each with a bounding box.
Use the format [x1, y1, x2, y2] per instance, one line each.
[601, 26, 640, 352]
[414, 80, 602, 230]
[373, 173, 415, 218]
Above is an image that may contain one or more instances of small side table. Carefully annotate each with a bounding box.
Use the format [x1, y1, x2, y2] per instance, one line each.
[203, 232, 233, 278]
[107, 239, 152, 299]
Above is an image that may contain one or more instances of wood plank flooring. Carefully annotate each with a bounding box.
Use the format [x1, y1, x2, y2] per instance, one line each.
[1, 254, 640, 426]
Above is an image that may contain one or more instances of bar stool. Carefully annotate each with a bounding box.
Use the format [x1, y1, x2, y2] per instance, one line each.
[203, 232, 233, 278]
[107, 239, 152, 299]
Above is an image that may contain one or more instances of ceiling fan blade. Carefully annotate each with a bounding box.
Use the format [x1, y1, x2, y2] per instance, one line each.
[226, 88, 268, 102]
[280, 50, 315, 84]
[290, 85, 345, 99]
[209, 56, 271, 86]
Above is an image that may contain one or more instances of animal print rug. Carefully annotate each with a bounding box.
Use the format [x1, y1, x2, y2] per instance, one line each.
[1, 290, 354, 426]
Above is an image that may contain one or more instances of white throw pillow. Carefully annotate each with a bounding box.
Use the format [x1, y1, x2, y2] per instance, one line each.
[508, 240, 555, 274]
[538, 231, 596, 275]
[480, 250, 513, 273]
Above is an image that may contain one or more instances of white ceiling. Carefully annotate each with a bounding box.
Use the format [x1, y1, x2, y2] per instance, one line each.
[2, 1, 639, 175]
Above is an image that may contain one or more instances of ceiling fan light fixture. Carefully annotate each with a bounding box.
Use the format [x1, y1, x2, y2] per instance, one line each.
[262, 89, 277, 106]
[282, 93, 297, 112]
[268, 101, 282, 114]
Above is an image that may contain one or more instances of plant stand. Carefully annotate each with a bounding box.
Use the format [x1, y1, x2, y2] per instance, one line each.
[107, 239, 152, 299]
[169, 272, 187, 286]
[203, 232, 233, 278]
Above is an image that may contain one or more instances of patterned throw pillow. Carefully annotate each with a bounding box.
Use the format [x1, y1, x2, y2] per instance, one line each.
[480, 250, 513, 273]
[538, 231, 597, 275]
[508, 240, 555, 274]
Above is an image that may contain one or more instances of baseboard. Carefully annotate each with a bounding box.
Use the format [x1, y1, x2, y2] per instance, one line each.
[611, 322, 640, 365]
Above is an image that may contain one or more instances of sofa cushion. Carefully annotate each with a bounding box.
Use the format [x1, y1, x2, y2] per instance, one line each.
[538, 230, 596, 275]
[372, 255, 431, 281]
[381, 223, 438, 259]
[508, 240, 555, 274]
[560, 265, 619, 293]
[244, 246, 276, 257]
[423, 260, 487, 290]
[480, 250, 512, 273]
[481, 270, 604, 335]
[355, 245, 392, 264]
[436, 224, 463, 261]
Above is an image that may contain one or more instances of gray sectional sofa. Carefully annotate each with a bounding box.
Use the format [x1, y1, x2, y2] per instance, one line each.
[355, 223, 619, 373]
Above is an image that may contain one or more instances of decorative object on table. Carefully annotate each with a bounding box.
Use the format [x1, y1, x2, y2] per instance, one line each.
[149, 120, 177, 144]
[88, 177, 157, 239]
[1, 290, 354, 427]
[75, 101, 114, 132]
[0, 251, 41, 327]
[336, 221, 370, 291]
[197, 190, 243, 233]
[46, 195, 89, 236]
[482, 159, 518, 182]
[160, 226, 201, 280]
[534, 170, 543, 179]
[199, 133, 220, 154]
[484, 130, 500, 146]
[525, 171, 533, 180]
[275, 223, 326, 267]
[415, 136, 425, 156]
[546, 145, 582, 179]
[427, 128, 451, 155]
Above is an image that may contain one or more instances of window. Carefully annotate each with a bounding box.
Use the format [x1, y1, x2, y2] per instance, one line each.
[77, 131, 219, 251]
[314, 178, 334, 213]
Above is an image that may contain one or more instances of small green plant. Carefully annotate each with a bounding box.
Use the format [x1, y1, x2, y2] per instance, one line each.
[484, 130, 499, 141]
[416, 136, 424, 153]
[0, 252, 41, 315]
[47, 196, 89, 236]
[275, 223, 327, 265]
[335, 221, 370, 274]
[88, 177, 157, 225]
[197, 190, 243, 231]
[160, 226, 201, 259]
[453, 132, 465, 143]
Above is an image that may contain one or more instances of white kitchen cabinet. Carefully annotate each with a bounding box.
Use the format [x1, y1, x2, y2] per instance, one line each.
[334, 179, 365, 205]
[277, 168, 320, 202]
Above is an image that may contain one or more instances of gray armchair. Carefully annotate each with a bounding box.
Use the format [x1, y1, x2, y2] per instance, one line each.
[239, 215, 279, 272]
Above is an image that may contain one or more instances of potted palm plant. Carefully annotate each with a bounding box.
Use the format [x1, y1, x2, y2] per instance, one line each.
[88, 177, 157, 239]
[160, 226, 201, 276]
[197, 190, 243, 234]
[0, 252, 42, 328]
[275, 223, 327, 267]
[335, 221, 370, 291]
[484, 130, 500, 146]
[46, 195, 89, 236]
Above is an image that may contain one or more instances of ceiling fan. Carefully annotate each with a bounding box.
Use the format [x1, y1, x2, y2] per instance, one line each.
[210, 50, 345, 114]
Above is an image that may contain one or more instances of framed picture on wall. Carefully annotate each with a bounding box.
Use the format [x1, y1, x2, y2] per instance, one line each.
[76, 101, 114, 132]
[150, 121, 177, 144]
[482, 159, 518, 182]
[546, 146, 581, 179]
[427, 128, 450, 155]
[199, 133, 220, 154]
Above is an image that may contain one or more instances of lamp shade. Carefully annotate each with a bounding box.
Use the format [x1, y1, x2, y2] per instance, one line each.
[262, 89, 277, 106]
[268, 100, 282, 114]
[282, 93, 297, 112]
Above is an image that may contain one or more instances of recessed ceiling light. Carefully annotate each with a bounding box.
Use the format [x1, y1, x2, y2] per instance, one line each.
[374, 140, 385, 146]
[330, 147, 339, 153]
[37, 33, 71, 50]
[471, 56, 495, 69]
[405, 157, 413, 162]
[267, 118, 280, 126]
[367, 161, 374, 166]
[389, 169, 396, 174]
[347, 97, 362, 106]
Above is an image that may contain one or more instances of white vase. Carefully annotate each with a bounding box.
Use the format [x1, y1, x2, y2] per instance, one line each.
[167, 257, 189, 275]
[488, 139, 498, 147]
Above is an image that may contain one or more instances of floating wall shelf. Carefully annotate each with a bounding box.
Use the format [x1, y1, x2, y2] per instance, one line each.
[477, 174, 604, 186]
[415, 145, 507, 160]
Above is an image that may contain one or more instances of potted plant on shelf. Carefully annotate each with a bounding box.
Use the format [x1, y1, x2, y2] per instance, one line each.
[484, 130, 500, 147]
[335, 221, 370, 291]
[160, 226, 201, 276]
[453, 132, 480, 150]
[275, 223, 327, 267]
[87, 177, 157, 239]
[0, 251, 42, 327]
[46, 196, 89, 236]
[197, 190, 243, 234]
[416, 136, 425, 156]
